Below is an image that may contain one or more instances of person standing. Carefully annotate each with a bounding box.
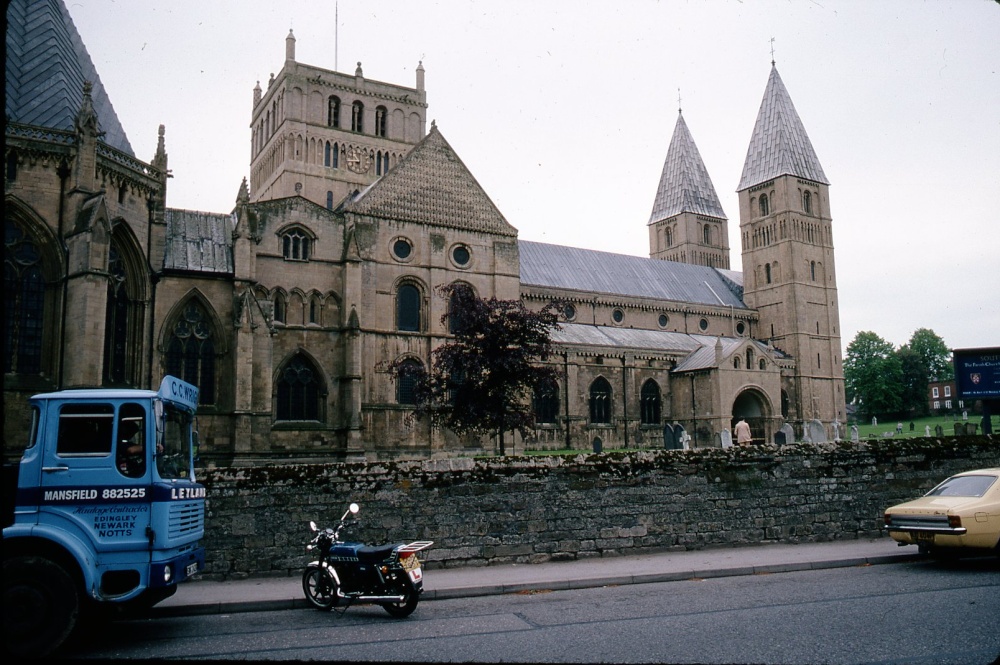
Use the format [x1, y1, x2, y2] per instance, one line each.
[734, 418, 753, 446]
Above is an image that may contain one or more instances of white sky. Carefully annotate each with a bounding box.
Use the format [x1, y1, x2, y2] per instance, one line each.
[66, 0, 1000, 355]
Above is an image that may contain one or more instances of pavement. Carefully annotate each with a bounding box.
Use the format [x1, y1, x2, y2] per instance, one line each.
[152, 538, 924, 617]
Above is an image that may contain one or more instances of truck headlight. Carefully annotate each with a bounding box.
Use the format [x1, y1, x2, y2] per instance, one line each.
[164, 565, 173, 584]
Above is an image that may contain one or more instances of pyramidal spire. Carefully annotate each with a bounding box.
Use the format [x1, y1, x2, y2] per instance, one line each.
[648, 111, 727, 225]
[738, 65, 828, 191]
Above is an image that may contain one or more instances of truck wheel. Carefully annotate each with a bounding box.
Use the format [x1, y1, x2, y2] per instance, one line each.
[2, 556, 80, 658]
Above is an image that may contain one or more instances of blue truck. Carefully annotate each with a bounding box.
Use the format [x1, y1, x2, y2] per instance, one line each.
[2, 376, 206, 657]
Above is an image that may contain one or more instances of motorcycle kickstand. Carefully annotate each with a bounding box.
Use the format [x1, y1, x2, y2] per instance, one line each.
[332, 597, 354, 617]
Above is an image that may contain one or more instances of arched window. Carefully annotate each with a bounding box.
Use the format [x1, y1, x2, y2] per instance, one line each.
[281, 228, 311, 260]
[765, 263, 772, 284]
[703, 225, 711, 245]
[665, 227, 673, 246]
[376, 150, 383, 176]
[759, 193, 770, 217]
[533, 378, 560, 424]
[589, 377, 612, 424]
[273, 293, 286, 324]
[308, 296, 320, 325]
[734, 357, 742, 369]
[103, 243, 137, 385]
[326, 191, 333, 210]
[447, 283, 473, 334]
[327, 96, 341, 128]
[165, 300, 216, 405]
[802, 190, 812, 214]
[382, 151, 389, 174]
[332, 142, 339, 168]
[810, 260, 816, 281]
[4, 221, 44, 374]
[375, 106, 387, 137]
[746, 348, 754, 369]
[396, 282, 421, 332]
[276, 355, 322, 421]
[352, 101, 364, 133]
[639, 380, 661, 425]
[396, 358, 423, 405]
[324, 141, 332, 167]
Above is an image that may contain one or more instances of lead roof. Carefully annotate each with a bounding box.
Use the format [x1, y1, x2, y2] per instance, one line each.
[519, 240, 747, 309]
[163, 210, 235, 274]
[648, 112, 727, 224]
[5, 0, 134, 155]
[738, 65, 828, 191]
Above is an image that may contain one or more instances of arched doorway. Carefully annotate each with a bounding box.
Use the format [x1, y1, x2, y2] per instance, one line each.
[731, 389, 772, 444]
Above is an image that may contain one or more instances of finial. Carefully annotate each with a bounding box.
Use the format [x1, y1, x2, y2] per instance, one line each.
[770, 37, 776, 66]
[677, 88, 682, 114]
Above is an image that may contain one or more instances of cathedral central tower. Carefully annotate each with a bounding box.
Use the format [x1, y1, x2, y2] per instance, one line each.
[249, 30, 428, 209]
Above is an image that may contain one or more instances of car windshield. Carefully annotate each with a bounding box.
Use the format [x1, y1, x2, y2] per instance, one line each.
[926, 474, 997, 498]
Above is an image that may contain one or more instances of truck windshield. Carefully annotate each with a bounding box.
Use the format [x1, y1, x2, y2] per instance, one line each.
[156, 403, 193, 481]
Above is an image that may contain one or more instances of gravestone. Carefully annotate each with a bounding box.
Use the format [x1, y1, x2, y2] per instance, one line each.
[807, 419, 827, 444]
[872, 416, 878, 427]
[780, 423, 796, 445]
[963, 410, 968, 421]
[832, 420, 841, 442]
[968, 423, 978, 435]
[774, 430, 786, 445]
[909, 422, 915, 431]
[675, 425, 689, 450]
[592, 436, 603, 453]
[662, 423, 674, 449]
[954, 423, 965, 436]
[925, 425, 931, 437]
[934, 425, 944, 437]
[719, 429, 733, 449]
[850, 424, 859, 443]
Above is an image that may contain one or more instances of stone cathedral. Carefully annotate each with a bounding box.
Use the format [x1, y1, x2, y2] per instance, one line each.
[4, 0, 846, 464]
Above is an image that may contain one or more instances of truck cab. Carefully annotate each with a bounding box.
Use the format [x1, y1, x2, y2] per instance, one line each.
[3, 376, 206, 657]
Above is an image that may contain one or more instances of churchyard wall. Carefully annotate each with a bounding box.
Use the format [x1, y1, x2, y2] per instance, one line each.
[196, 436, 998, 579]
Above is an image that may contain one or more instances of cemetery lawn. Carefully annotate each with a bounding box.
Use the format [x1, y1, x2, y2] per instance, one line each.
[850, 413, 999, 440]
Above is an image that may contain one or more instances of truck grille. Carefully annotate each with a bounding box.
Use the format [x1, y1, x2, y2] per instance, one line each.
[168, 500, 204, 538]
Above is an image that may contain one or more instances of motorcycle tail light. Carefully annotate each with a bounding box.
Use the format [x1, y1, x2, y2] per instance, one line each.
[381, 566, 389, 574]
[399, 552, 412, 559]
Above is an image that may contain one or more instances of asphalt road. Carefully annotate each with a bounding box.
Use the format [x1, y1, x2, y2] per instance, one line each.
[68, 557, 999, 663]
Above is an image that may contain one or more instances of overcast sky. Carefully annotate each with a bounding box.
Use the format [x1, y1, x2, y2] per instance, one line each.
[65, 0, 999, 355]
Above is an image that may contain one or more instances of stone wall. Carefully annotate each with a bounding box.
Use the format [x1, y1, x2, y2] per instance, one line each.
[196, 437, 999, 579]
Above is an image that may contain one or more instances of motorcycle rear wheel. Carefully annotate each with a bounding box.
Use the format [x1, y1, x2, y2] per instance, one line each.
[302, 566, 338, 611]
[381, 588, 419, 618]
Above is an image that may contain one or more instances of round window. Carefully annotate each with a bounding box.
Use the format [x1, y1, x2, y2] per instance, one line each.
[699, 318, 708, 331]
[658, 313, 669, 328]
[563, 304, 576, 321]
[736, 321, 746, 335]
[612, 309, 624, 324]
[392, 238, 412, 260]
[452, 245, 471, 266]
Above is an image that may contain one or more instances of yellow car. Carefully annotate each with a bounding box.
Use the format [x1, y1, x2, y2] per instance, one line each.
[884, 467, 1000, 557]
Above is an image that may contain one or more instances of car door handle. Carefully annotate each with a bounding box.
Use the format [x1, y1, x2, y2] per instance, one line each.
[42, 466, 70, 473]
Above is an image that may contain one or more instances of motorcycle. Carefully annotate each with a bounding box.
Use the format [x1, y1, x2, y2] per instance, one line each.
[302, 502, 433, 618]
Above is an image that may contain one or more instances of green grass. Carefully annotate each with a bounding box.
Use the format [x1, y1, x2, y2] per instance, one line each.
[850, 414, 998, 440]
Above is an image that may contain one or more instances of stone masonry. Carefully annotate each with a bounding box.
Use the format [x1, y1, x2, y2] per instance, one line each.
[196, 436, 998, 579]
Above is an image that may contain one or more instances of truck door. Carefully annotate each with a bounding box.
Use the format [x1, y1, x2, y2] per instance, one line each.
[40, 401, 153, 558]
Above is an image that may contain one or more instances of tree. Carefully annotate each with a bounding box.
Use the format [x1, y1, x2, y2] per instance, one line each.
[907, 328, 953, 382]
[896, 345, 929, 417]
[390, 284, 561, 455]
[844, 331, 903, 420]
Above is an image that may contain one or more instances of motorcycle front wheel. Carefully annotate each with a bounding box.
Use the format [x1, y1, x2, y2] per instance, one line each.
[302, 565, 338, 611]
[381, 587, 419, 618]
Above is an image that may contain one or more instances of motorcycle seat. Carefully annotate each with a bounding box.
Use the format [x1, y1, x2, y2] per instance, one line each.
[357, 544, 400, 563]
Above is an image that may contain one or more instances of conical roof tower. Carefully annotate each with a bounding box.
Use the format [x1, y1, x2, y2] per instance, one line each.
[648, 110, 729, 269]
[738, 65, 827, 191]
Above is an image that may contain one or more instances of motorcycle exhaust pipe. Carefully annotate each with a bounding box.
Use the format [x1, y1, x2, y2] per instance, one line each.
[340, 594, 407, 603]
